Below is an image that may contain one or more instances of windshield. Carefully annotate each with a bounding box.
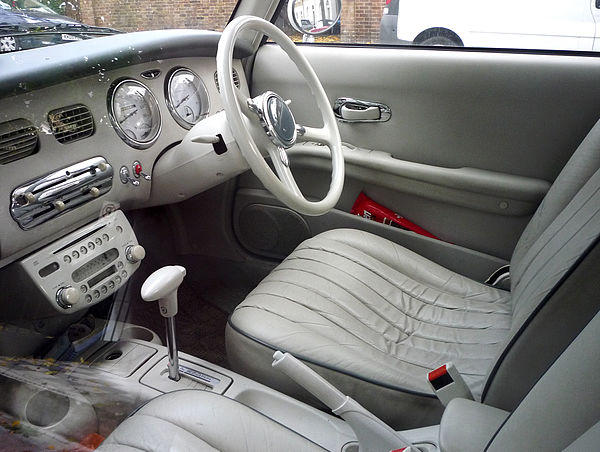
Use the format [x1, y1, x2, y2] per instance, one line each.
[0, 0, 237, 52]
[4, 0, 55, 14]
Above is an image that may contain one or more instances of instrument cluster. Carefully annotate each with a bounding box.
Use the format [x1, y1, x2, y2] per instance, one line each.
[108, 66, 210, 149]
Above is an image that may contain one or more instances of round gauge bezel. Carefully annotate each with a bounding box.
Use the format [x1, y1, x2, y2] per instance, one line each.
[108, 79, 162, 150]
[165, 67, 210, 130]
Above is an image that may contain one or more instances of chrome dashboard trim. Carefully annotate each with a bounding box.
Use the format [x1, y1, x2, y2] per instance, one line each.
[10, 156, 113, 230]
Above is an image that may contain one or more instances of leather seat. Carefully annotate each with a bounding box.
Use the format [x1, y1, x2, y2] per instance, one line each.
[100, 309, 600, 451]
[227, 119, 600, 428]
[227, 229, 512, 426]
[98, 390, 324, 451]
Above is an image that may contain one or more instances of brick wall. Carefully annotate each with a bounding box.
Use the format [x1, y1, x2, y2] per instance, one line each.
[74, 0, 236, 32]
[341, 0, 385, 44]
[68, 0, 385, 43]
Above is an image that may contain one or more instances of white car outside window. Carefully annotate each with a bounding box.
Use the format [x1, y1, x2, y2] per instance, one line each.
[388, 0, 600, 51]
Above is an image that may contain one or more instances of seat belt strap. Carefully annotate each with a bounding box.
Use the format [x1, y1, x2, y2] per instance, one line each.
[485, 264, 510, 288]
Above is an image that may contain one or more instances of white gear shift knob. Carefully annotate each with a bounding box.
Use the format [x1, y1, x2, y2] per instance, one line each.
[141, 265, 186, 381]
[141, 265, 186, 317]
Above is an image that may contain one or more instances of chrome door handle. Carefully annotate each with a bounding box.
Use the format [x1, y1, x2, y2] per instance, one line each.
[333, 98, 391, 123]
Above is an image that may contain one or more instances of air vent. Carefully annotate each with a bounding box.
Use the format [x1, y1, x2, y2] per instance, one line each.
[0, 119, 39, 165]
[214, 68, 240, 93]
[10, 157, 114, 230]
[48, 104, 95, 144]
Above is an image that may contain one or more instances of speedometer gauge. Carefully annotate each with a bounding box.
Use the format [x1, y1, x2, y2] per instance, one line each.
[109, 80, 161, 149]
[166, 68, 209, 129]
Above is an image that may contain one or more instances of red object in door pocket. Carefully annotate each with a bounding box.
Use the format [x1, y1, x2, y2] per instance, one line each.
[350, 192, 440, 240]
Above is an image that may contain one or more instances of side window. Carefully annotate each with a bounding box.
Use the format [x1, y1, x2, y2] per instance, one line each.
[275, 0, 600, 53]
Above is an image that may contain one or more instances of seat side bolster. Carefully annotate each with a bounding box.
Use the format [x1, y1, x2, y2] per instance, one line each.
[482, 238, 600, 411]
[486, 311, 600, 451]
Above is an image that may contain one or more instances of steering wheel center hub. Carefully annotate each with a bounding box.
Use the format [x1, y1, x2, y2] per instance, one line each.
[248, 91, 297, 149]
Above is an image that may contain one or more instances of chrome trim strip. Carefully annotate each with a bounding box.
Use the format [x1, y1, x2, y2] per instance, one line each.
[10, 157, 113, 230]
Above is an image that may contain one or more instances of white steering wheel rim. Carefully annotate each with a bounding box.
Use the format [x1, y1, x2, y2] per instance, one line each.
[217, 15, 345, 216]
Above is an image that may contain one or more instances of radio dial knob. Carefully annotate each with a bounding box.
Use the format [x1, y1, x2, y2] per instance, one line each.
[126, 245, 146, 264]
[56, 286, 81, 309]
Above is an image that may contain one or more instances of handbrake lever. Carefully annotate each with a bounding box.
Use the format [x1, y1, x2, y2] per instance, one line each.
[272, 351, 413, 452]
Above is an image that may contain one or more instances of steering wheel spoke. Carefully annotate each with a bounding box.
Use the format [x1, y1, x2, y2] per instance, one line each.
[296, 125, 330, 145]
[237, 92, 255, 117]
[267, 146, 304, 198]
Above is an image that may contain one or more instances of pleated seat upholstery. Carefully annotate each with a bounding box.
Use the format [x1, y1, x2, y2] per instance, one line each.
[98, 391, 324, 451]
[230, 229, 511, 396]
[227, 118, 600, 429]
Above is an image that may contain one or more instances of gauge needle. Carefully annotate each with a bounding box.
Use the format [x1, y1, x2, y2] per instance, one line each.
[119, 109, 138, 123]
[174, 94, 190, 108]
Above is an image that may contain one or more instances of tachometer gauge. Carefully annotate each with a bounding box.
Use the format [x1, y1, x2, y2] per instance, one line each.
[166, 68, 209, 129]
[109, 80, 161, 149]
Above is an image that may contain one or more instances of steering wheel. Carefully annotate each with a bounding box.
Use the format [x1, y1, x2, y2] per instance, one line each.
[216, 15, 344, 216]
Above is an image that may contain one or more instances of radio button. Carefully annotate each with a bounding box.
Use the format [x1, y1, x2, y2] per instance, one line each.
[64, 255, 71, 264]
[121, 270, 128, 278]
[115, 276, 122, 284]
[85, 294, 92, 303]
[102, 233, 110, 242]
[93, 290, 100, 299]
[88, 242, 95, 250]
[80, 285, 88, 293]
[95, 237, 102, 246]
[56, 286, 81, 309]
[80, 246, 88, 255]
[108, 281, 115, 289]
[72, 250, 79, 259]
[100, 285, 108, 294]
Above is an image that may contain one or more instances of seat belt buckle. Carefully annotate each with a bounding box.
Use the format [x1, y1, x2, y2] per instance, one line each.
[427, 362, 474, 406]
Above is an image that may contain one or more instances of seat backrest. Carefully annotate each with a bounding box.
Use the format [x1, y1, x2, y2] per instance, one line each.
[481, 119, 600, 410]
[485, 309, 600, 451]
[510, 118, 600, 290]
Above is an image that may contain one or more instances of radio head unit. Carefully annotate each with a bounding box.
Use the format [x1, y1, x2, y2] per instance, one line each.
[16, 210, 144, 314]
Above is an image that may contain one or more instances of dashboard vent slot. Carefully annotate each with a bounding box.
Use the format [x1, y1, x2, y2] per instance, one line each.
[214, 68, 240, 92]
[48, 104, 95, 144]
[0, 119, 39, 165]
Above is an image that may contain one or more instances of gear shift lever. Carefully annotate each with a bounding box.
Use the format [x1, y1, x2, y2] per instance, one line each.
[141, 265, 186, 381]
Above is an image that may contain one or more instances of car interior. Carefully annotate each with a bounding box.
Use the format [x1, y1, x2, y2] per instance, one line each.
[0, 0, 599, 451]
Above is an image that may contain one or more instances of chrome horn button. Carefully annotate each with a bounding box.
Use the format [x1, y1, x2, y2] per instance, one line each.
[247, 91, 298, 149]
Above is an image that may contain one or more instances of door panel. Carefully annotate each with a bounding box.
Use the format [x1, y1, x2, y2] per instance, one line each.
[238, 44, 600, 265]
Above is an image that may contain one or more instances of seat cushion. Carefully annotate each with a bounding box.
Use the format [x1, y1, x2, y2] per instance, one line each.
[98, 390, 325, 451]
[227, 229, 511, 427]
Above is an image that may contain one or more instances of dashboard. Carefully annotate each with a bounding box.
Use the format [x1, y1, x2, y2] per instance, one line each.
[0, 29, 251, 266]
